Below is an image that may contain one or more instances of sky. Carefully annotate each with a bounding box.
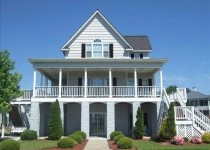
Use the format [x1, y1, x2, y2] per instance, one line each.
[0, 0, 210, 94]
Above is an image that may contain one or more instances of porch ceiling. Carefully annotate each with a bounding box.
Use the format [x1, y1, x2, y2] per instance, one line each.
[37, 67, 159, 81]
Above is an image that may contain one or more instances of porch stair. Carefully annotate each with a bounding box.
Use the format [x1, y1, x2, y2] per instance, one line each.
[161, 88, 210, 139]
[9, 105, 26, 133]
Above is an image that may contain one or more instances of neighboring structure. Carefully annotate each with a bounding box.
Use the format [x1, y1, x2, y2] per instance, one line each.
[187, 87, 210, 116]
[8, 10, 210, 139]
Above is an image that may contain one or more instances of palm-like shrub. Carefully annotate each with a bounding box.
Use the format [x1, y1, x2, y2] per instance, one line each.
[110, 131, 123, 140]
[117, 137, 132, 149]
[133, 107, 144, 139]
[48, 99, 63, 140]
[202, 132, 210, 143]
[21, 129, 38, 140]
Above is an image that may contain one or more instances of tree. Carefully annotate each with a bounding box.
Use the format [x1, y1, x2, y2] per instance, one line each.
[166, 85, 177, 94]
[166, 103, 176, 139]
[133, 107, 144, 139]
[48, 99, 63, 140]
[0, 50, 22, 137]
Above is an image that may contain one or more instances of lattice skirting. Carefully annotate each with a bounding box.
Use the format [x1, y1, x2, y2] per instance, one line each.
[176, 124, 201, 139]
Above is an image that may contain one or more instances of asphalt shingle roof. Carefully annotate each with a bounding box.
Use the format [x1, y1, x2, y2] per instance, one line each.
[187, 91, 209, 99]
[123, 36, 152, 50]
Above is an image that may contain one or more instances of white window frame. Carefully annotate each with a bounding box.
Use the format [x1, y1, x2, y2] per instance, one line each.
[86, 39, 109, 58]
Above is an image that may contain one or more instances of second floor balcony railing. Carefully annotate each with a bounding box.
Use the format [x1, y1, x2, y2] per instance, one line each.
[34, 86, 161, 98]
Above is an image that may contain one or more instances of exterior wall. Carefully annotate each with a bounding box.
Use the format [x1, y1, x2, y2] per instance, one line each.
[115, 103, 132, 136]
[39, 103, 51, 136]
[81, 102, 89, 138]
[64, 103, 81, 135]
[107, 102, 115, 139]
[67, 15, 129, 58]
[29, 102, 40, 136]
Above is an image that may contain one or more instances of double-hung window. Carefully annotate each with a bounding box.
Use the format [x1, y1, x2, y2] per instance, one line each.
[86, 39, 109, 58]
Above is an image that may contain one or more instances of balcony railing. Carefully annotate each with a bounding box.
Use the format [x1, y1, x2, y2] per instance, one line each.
[16, 90, 33, 101]
[34, 86, 161, 98]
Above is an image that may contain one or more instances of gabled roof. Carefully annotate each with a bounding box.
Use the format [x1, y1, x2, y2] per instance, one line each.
[123, 36, 152, 51]
[62, 10, 133, 50]
[187, 91, 209, 99]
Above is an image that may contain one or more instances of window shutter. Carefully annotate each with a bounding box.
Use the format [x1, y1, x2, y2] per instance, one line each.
[113, 77, 117, 86]
[78, 78, 82, 86]
[81, 44, 85, 58]
[138, 79, 142, 86]
[148, 79, 152, 86]
[109, 44, 113, 58]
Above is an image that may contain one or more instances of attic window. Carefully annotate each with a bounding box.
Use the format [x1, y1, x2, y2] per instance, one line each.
[93, 39, 101, 42]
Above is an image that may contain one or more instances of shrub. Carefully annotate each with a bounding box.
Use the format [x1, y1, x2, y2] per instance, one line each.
[57, 138, 74, 148]
[20, 129, 38, 140]
[166, 103, 176, 139]
[110, 131, 123, 140]
[191, 136, 202, 144]
[69, 137, 78, 145]
[69, 134, 83, 144]
[48, 99, 63, 140]
[159, 118, 170, 140]
[183, 137, 189, 142]
[73, 131, 86, 139]
[133, 107, 144, 139]
[172, 136, 184, 145]
[114, 134, 125, 144]
[0, 139, 20, 150]
[202, 132, 210, 143]
[117, 137, 132, 149]
[150, 135, 162, 142]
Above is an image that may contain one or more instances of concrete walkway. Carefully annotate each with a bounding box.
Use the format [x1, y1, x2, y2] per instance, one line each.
[84, 137, 111, 150]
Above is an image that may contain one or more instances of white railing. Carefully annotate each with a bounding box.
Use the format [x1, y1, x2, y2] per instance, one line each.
[62, 86, 84, 97]
[87, 86, 109, 97]
[35, 86, 59, 97]
[34, 86, 161, 97]
[112, 86, 135, 97]
[16, 90, 33, 100]
[175, 107, 192, 121]
[138, 86, 161, 97]
[162, 89, 170, 108]
[177, 88, 187, 103]
[168, 88, 187, 107]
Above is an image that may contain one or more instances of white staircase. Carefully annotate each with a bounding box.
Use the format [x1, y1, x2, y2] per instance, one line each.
[161, 88, 210, 139]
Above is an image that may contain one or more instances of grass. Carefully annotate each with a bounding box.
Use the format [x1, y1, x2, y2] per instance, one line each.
[19, 140, 58, 150]
[134, 140, 210, 150]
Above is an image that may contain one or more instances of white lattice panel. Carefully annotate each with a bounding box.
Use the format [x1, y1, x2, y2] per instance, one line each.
[176, 124, 202, 139]
[193, 128, 201, 138]
[177, 125, 185, 137]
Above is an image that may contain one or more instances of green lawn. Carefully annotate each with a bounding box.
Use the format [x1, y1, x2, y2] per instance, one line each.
[134, 140, 210, 150]
[19, 140, 58, 150]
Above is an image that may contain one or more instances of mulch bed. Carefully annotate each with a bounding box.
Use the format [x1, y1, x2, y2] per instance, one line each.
[45, 140, 88, 150]
[108, 140, 137, 150]
[158, 141, 208, 146]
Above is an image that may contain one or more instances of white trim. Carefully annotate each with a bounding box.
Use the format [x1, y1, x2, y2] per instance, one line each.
[109, 68, 112, 98]
[58, 68, 62, 97]
[33, 68, 37, 97]
[61, 10, 133, 50]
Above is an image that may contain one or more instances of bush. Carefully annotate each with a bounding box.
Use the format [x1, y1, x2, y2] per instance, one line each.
[57, 138, 74, 148]
[69, 137, 78, 145]
[133, 107, 144, 139]
[191, 136, 202, 144]
[73, 131, 86, 139]
[166, 103, 176, 139]
[69, 134, 83, 144]
[110, 131, 123, 140]
[20, 130, 38, 140]
[150, 135, 162, 142]
[117, 137, 132, 149]
[202, 132, 210, 143]
[114, 134, 125, 144]
[48, 99, 63, 140]
[0, 139, 20, 150]
[183, 137, 189, 142]
[172, 136, 184, 145]
[159, 118, 170, 140]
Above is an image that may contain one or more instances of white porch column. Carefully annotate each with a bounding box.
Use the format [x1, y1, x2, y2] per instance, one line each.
[107, 101, 115, 139]
[81, 102, 89, 138]
[132, 101, 140, 137]
[160, 69, 163, 97]
[59, 68, 62, 97]
[30, 102, 40, 136]
[109, 68, 112, 97]
[59, 102, 64, 127]
[84, 68, 87, 97]
[134, 68, 138, 98]
[33, 68, 37, 97]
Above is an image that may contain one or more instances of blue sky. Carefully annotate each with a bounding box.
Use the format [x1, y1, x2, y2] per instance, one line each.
[1, 0, 210, 94]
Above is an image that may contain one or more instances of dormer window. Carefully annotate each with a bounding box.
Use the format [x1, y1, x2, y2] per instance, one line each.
[85, 39, 109, 58]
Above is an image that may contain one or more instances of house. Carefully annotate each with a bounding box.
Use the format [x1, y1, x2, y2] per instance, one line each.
[9, 10, 210, 139]
[186, 87, 210, 116]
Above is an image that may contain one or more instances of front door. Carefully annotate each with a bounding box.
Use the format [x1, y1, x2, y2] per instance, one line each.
[90, 113, 106, 136]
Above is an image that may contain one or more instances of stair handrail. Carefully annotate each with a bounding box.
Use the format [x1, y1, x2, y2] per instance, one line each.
[176, 88, 186, 107]
[162, 88, 170, 108]
[174, 106, 193, 121]
[193, 107, 210, 127]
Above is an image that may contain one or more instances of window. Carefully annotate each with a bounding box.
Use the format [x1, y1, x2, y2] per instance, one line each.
[140, 54, 143, 59]
[86, 39, 109, 58]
